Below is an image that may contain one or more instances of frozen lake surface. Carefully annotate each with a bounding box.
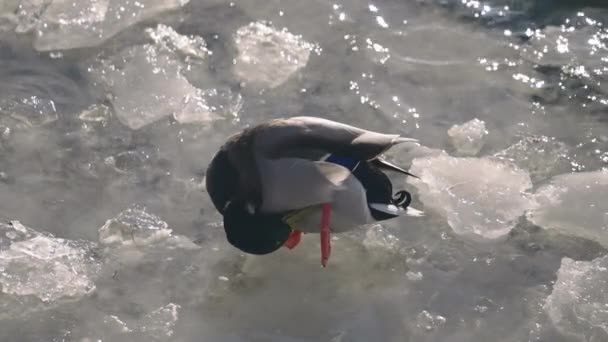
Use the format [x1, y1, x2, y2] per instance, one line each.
[1, 0, 608, 341]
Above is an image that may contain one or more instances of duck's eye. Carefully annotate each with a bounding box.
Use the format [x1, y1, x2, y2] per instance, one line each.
[392, 190, 412, 208]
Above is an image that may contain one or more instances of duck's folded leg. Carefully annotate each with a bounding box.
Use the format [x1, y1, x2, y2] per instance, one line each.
[321, 203, 332, 267]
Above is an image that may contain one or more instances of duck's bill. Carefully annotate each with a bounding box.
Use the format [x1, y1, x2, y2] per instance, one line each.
[369, 203, 425, 217]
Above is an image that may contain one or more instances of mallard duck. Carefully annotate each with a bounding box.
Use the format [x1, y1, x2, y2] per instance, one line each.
[206, 116, 421, 267]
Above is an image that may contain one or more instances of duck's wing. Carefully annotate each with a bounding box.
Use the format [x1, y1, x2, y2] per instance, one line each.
[257, 157, 355, 213]
[254, 116, 417, 160]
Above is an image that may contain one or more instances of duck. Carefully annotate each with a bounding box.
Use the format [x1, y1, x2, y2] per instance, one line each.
[205, 116, 421, 267]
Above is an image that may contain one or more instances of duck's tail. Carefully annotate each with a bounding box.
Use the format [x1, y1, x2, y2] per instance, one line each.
[371, 158, 419, 179]
[369, 203, 425, 217]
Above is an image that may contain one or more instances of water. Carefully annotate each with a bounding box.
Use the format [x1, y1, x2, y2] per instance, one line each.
[0, 0, 608, 341]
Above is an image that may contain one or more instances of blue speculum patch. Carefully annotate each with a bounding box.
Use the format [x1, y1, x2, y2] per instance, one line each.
[325, 154, 359, 171]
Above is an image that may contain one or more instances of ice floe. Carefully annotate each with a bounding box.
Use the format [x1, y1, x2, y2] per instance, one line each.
[409, 154, 533, 239]
[233, 21, 313, 88]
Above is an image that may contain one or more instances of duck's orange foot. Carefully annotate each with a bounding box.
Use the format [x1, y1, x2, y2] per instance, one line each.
[283, 229, 302, 249]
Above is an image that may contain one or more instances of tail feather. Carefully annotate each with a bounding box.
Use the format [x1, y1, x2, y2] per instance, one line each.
[371, 158, 420, 179]
[369, 203, 425, 217]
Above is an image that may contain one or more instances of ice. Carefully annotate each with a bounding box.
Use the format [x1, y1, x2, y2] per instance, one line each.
[415, 310, 447, 332]
[99, 205, 196, 249]
[447, 118, 488, 156]
[0, 220, 99, 319]
[86, 24, 238, 129]
[233, 21, 313, 88]
[494, 136, 572, 183]
[408, 154, 533, 239]
[528, 169, 608, 246]
[101, 303, 181, 339]
[78, 103, 112, 123]
[544, 256, 608, 341]
[93, 205, 225, 332]
[146, 24, 209, 61]
[0, 95, 59, 128]
[138, 303, 181, 339]
[17, 0, 191, 51]
[87, 27, 224, 129]
[0, 0, 19, 32]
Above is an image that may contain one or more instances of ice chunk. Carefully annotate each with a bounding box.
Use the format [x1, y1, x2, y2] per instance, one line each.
[23, 0, 190, 51]
[494, 136, 572, 182]
[233, 21, 313, 88]
[138, 303, 180, 339]
[0, 0, 19, 32]
[88, 42, 219, 129]
[0, 220, 99, 319]
[409, 155, 533, 239]
[447, 118, 488, 156]
[146, 24, 209, 61]
[103, 315, 133, 334]
[528, 169, 608, 246]
[78, 103, 111, 123]
[99, 205, 195, 249]
[0, 95, 58, 128]
[87, 25, 238, 129]
[415, 310, 446, 332]
[172, 87, 242, 124]
[100, 303, 180, 339]
[544, 256, 608, 341]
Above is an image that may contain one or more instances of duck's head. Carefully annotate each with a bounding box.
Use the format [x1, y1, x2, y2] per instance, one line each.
[206, 149, 292, 255]
[206, 149, 238, 215]
[223, 201, 292, 255]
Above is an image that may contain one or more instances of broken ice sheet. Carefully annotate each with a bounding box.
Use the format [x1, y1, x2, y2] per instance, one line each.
[88, 44, 215, 129]
[0, 220, 99, 319]
[146, 24, 209, 61]
[544, 256, 608, 341]
[98, 204, 196, 249]
[87, 25, 236, 129]
[493, 135, 572, 183]
[138, 303, 180, 339]
[20, 0, 191, 51]
[233, 21, 313, 88]
[0, 95, 59, 128]
[78, 103, 111, 123]
[447, 118, 488, 156]
[408, 154, 533, 239]
[528, 169, 608, 247]
[101, 303, 180, 339]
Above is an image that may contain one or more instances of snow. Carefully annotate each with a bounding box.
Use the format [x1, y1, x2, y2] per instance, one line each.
[544, 256, 608, 341]
[233, 21, 313, 88]
[447, 118, 488, 156]
[528, 169, 608, 247]
[409, 154, 533, 239]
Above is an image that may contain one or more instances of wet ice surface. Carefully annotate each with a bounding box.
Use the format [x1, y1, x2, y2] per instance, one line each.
[1, 0, 608, 341]
[545, 256, 608, 341]
[529, 170, 608, 247]
[409, 154, 533, 239]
